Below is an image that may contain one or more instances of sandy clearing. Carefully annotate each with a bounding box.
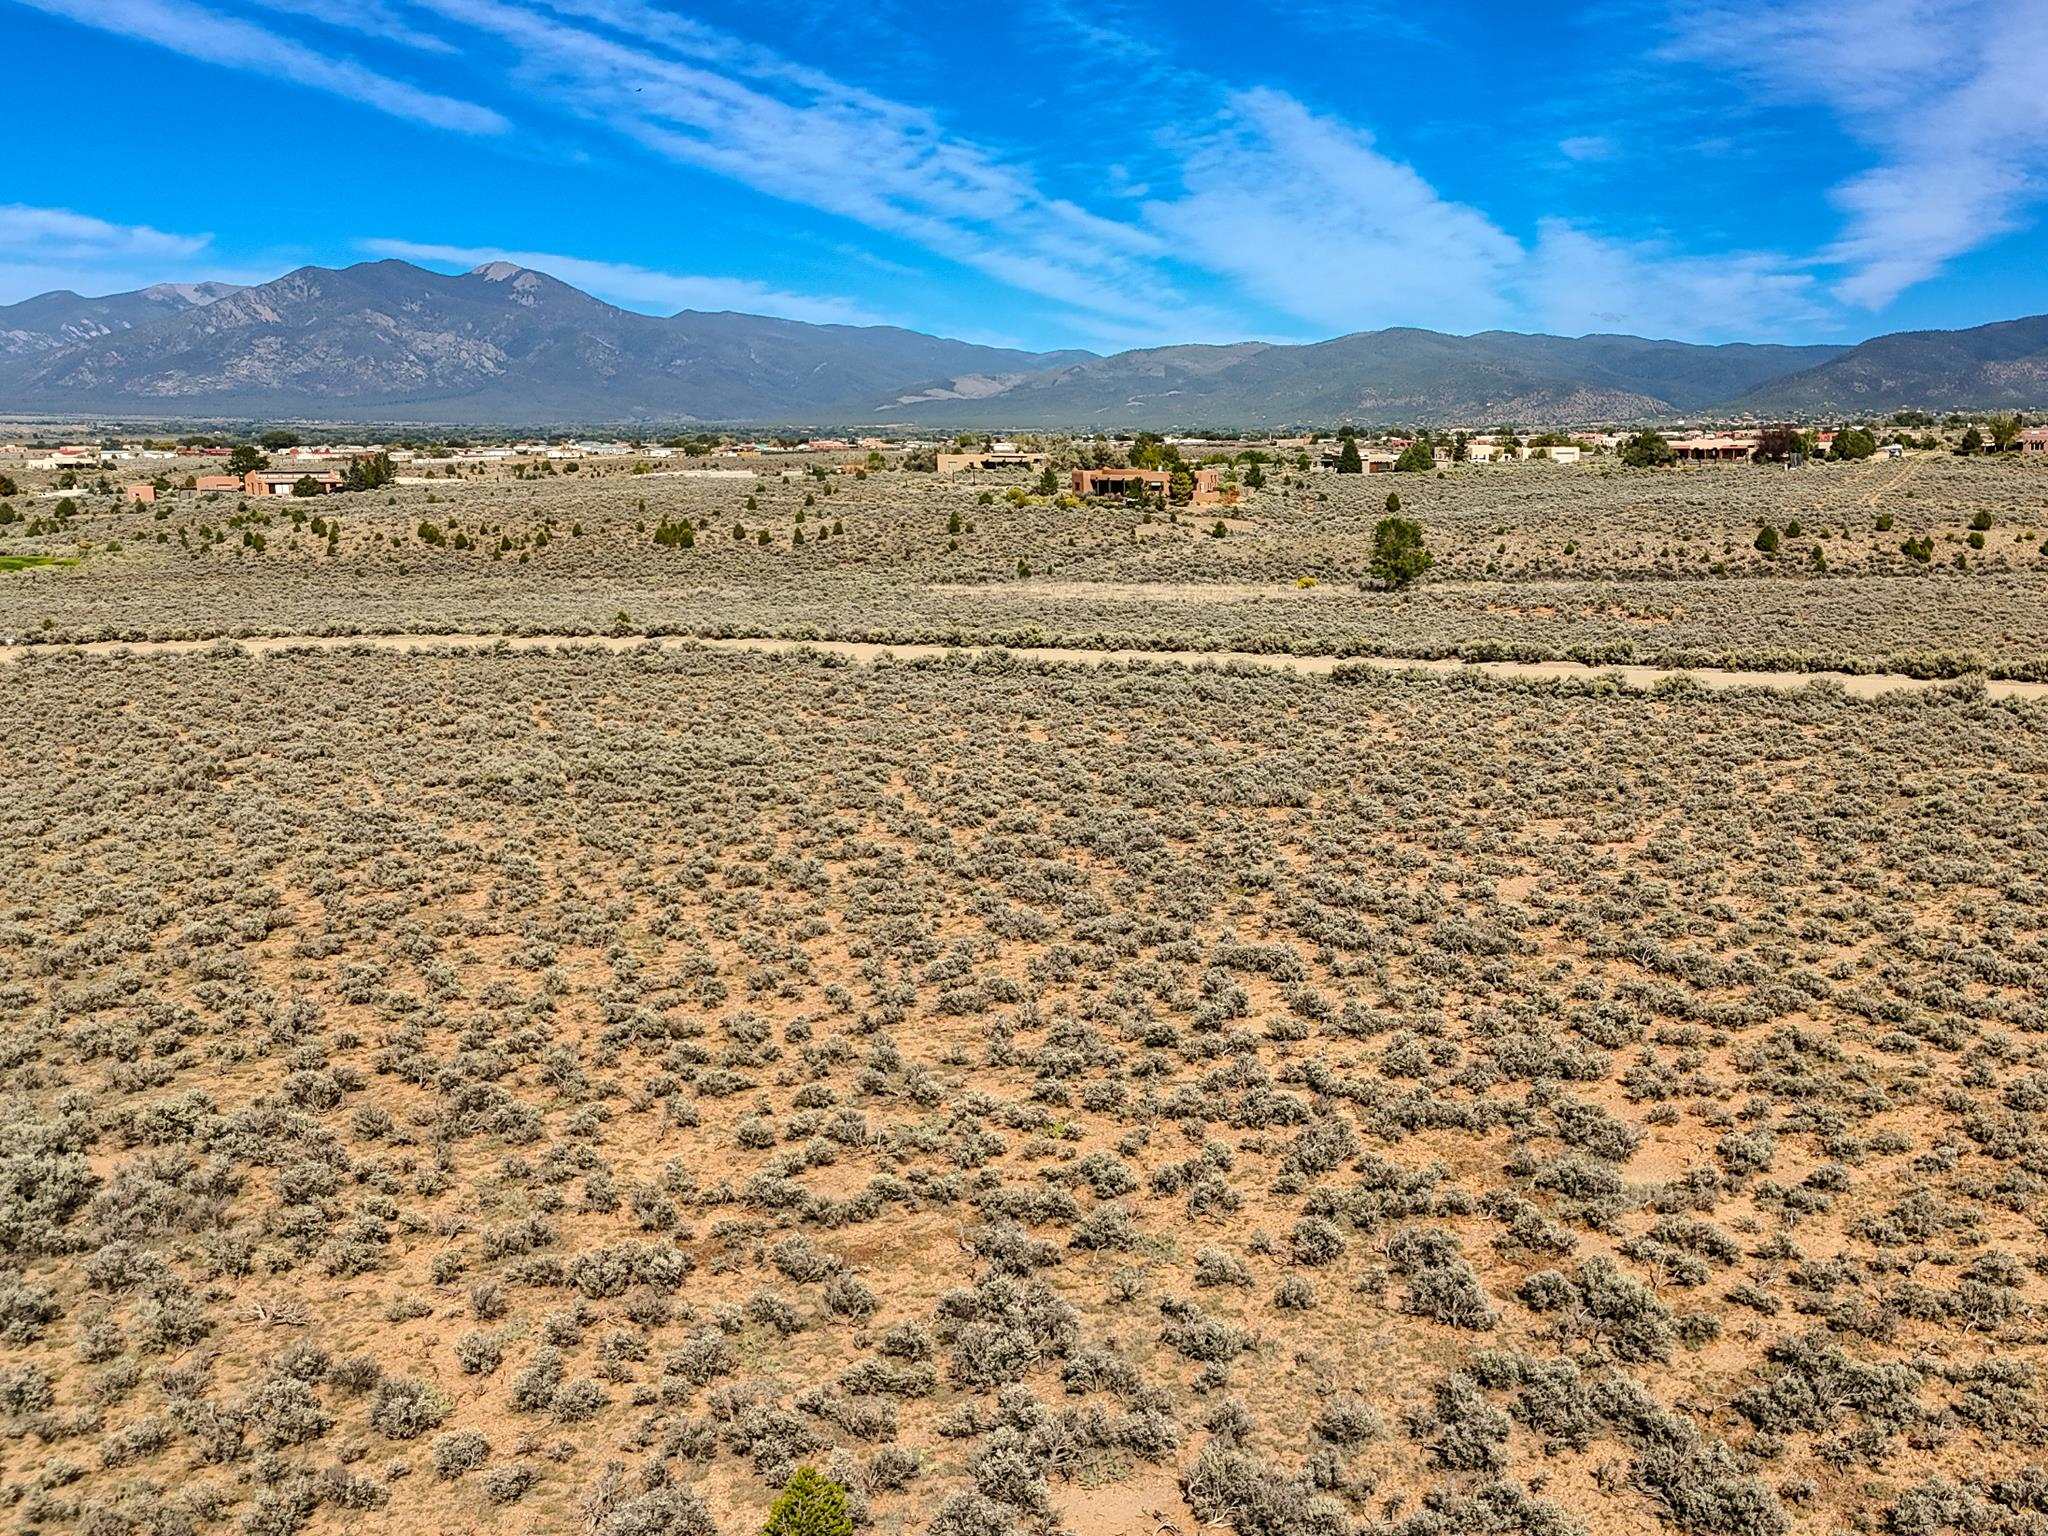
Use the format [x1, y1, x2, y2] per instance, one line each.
[4, 629, 2042, 701]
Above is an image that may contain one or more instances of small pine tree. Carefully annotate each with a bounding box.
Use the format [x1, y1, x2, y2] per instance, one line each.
[1384, 491, 1401, 514]
[1754, 525, 1780, 554]
[761, 1467, 853, 1536]
[1369, 516, 1431, 589]
[1619, 431, 1674, 469]
[1336, 438, 1363, 474]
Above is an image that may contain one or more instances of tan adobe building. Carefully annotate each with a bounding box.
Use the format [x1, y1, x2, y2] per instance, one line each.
[1190, 467, 1238, 507]
[245, 469, 342, 496]
[1072, 467, 1170, 498]
[1668, 436, 1751, 461]
[936, 450, 1048, 473]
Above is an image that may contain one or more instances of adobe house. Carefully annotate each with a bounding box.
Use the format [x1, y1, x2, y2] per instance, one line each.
[1072, 467, 1170, 499]
[245, 469, 342, 496]
[2022, 427, 2048, 455]
[195, 475, 242, 492]
[124, 483, 156, 504]
[1667, 436, 1751, 462]
[936, 448, 1049, 473]
[1190, 467, 1239, 507]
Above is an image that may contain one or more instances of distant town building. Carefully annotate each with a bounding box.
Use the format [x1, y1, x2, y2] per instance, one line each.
[244, 469, 341, 496]
[195, 475, 242, 492]
[1190, 467, 1238, 507]
[26, 445, 109, 470]
[124, 483, 156, 504]
[1073, 467, 1170, 498]
[937, 449, 1049, 473]
[1667, 435, 1751, 462]
[2023, 427, 2048, 455]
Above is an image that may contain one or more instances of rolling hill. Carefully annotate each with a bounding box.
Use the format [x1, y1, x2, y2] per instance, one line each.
[1732, 313, 2048, 416]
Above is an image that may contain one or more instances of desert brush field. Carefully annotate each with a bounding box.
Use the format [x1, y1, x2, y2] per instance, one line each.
[5, 452, 2048, 1536]
[4, 454, 2048, 675]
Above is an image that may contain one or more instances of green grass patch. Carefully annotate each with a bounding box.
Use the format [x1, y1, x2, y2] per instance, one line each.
[0, 554, 77, 572]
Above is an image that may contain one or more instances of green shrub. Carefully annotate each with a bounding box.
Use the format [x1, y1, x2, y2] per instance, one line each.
[1370, 516, 1432, 589]
[761, 1465, 854, 1536]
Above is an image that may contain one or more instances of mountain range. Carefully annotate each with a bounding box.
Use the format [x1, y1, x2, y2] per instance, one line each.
[2, 258, 2043, 427]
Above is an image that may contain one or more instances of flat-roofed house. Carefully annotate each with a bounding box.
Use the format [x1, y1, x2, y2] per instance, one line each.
[1668, 435, 1751, 462]
[244, 469, 342, 497]
[2023, 427, 2048, 455]
[1190, 467, 1239, 507]
[195, 475, 242, 492]
[1072, 467, 1170, 499]
[124, 483, 156, 504]
[937, 450, 1049, 473]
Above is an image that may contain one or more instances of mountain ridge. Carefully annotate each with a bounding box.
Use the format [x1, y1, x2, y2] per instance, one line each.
[2, 259, 2042, 425]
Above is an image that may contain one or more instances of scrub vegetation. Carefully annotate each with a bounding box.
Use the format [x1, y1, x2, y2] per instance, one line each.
[3, 643, 2047, 1536]
[3, 453, 2047, 675]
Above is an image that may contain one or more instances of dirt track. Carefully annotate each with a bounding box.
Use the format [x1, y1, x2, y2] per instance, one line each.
[5, 630, 2041, 700]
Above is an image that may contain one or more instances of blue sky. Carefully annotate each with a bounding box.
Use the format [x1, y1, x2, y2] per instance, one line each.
[3, 0, 2044, 352]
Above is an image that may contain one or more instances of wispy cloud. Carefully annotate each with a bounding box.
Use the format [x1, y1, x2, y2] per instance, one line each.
[0, 204, 211, 263]
[249, 0, 459, 52]
[1137, 89, 1836, 344]
[404, 0, 1208, 331]
[1558, 134, 1618, 163]
[0, 204, 229, 304]
[1666, 0, 2048, 307]
[1525, 221, 1827, 340]
[1145, 89, 1523, 336]
[13, 0, 506, 133]
[360, 238, 888, 325]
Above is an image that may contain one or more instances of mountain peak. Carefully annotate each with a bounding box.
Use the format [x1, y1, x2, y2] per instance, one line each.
[470, 261, 529, 282]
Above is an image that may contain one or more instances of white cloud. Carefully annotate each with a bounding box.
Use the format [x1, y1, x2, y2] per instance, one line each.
[1134, 90, 1837, 344]
[403, 0, 1208, 331]
[1525, 221, 1828, 340]
[360, 238, 888, 325]
[0, 204, 240, 303]
[249, 0, 459, 52]
[14, 0, 507, 134]
[0, 204, 211, 264]
[1558, 134, 1618, 163]
[1145, 88, 1523, 335]
[1666, 0, 2048, 307]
